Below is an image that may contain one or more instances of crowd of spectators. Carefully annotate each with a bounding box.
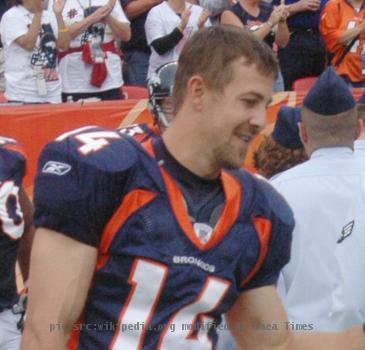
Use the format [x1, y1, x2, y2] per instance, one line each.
[2, 0, 365, 103]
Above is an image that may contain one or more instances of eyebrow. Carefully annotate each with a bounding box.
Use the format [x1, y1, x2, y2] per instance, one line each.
[241, 92, 272, 106]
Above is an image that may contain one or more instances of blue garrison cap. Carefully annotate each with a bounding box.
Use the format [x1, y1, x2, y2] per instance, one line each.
[303, 66, 355, 115]
[272, 106, 302, 149]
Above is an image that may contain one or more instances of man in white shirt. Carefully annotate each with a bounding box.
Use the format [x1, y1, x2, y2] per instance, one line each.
[145, 0, 210, 80]
[272, 67, 365, 331]
[356, 99, 365, 156]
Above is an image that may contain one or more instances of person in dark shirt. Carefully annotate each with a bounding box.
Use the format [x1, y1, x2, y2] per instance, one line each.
[120, 0, 162, 86]
[273, 0, 328, 90]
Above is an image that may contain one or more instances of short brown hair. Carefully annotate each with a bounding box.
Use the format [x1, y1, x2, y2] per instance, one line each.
[173, 25, 278, 112]
[301, 106, 358, 147]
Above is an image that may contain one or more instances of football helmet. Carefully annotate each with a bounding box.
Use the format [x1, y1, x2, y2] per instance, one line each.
[148, 61, 178, 128]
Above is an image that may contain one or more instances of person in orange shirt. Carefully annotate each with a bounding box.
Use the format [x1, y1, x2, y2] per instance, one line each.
[320, 0, 365, 87]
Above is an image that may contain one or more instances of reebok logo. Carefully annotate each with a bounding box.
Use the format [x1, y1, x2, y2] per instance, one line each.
[42, 161, 71, 176]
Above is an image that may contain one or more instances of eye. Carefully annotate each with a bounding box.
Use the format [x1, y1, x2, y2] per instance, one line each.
[241, 98, 257, 108]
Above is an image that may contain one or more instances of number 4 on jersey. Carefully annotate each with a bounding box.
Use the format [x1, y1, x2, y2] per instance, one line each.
[111, 258, 230, 350]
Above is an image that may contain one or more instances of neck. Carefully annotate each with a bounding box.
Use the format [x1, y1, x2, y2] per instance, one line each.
[358, 131, 365, 140]
[162, 109, 221, 179]
[21, 0, 37, 13]
[168, 0, 186, 13]
[240, 0, 259, 8]
[306, 142, 354, 157]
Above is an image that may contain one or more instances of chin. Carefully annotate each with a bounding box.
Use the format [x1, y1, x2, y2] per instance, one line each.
[220, 154, 246, 170]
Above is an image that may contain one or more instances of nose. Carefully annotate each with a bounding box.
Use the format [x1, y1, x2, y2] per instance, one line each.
[249, 104, 267, 133]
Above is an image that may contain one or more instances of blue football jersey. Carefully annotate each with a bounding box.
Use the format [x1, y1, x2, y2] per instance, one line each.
[34, 126, 294, 350]
[0, 136, 26, 310]
[117, 123, 161, 143]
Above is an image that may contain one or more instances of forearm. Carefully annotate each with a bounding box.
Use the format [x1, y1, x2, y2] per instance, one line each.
[124, 0, 159, 18]
[275, 21, 290, 47]
[150, 28, 183, 55]
[68, 16, 97, 40]
[21, 229, 98, 350]
[105, 15, 131, 42]
[338, 23, 365, 45]
[21, 320, 69, 350]
[287, 1, 305, 16]
[17, 12, 42, 51]
[252, 22, 274, 40]
[55, 14, 70, 51]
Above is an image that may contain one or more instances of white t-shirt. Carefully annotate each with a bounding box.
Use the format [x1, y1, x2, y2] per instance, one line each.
[272, 147, 365, 331]
[145, 2, 210, 80]
[0, 6, 61, 103]
[48, 0, 129, 93]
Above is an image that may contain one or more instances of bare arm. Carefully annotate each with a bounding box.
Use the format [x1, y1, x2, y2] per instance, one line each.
[67, 8, 110, 39]
[21, 228, 97, 350]
[53, 0, 70, 51]
[16, 188, 35, 283]
[221, 8, 287, 44]
[123, 0, 162, 19]
[338, 22, 365, 45]
[105, 14, 131, 41]
[226, 285, 365, 350]
[16, 11, 42, 51]
[287, 0, 321, 16]
[275, 21, 290, 47]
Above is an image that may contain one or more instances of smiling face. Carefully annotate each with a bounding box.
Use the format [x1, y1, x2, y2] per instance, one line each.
[202, 58, 274, 170]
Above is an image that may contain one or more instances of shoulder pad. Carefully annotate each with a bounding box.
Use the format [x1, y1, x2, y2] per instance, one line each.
[43, 126, 139, 173]
[253, 174, 294, 226]
[0, 137, 26, 181]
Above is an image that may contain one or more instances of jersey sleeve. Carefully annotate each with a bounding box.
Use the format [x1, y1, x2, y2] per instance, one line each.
[0, 138, 26, 240]
[33, 127, 138, 247]
[145, 7, 165, 45]
[320, 0, 344, 53]
[0, 10, 30, 48]
[241, 177, 294, 291]
[0, 139, 26, 183]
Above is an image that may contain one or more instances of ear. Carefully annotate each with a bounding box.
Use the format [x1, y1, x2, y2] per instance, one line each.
[186, 75, 205, 112]
[298, 122, 308, 144]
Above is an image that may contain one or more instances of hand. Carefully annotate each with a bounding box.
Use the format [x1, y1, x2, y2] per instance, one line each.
[53, 0, 66, 16]
[279, 5, 290, 21]
[198, 8, 211, 28]
[105, 0, 117, 14]
[179, 5, 192, 31]
[298, 0, 321, 12]
[91, 0, 115, 23]
[33, 0, 44, 14]
[268, 6, 285, 26]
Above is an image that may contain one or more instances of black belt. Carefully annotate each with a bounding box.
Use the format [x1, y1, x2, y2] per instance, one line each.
[290, 27, 320, 35]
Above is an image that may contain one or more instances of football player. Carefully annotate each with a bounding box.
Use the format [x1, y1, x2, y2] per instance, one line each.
[23, 26, 365, 350]
[0, 136, 34, 350]
[118, 61, 177, 142]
